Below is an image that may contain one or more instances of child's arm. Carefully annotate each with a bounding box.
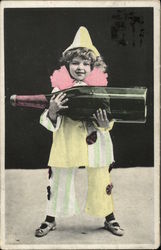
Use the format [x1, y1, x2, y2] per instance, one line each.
[40, 88, 68, 132]
[48, 92, 68, 122]
[40, 109, 62, 132]
[92, 109, 115, 132]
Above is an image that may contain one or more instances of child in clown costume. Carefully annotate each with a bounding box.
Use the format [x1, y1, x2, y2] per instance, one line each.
[35, 26, 124, 237]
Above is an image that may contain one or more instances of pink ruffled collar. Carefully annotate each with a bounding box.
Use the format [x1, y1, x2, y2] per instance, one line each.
[50, 66, 108, 90]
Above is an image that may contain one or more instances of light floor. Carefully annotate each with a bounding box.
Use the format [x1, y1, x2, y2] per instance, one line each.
[3, 167, 157, 249]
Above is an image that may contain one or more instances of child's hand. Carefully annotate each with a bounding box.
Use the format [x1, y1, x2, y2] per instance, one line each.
[93, 109, 110, 128]
[48, 93, 68, 121]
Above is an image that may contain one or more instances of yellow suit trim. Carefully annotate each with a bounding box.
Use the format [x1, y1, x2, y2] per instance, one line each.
[93, 119, 115, 132]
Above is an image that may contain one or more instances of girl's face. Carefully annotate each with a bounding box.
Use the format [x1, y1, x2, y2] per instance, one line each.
[69, 57, 92, 81]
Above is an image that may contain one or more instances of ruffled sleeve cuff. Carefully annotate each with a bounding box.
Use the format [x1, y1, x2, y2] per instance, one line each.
[93, 119, 115, 132]
[40, 109, 62, 132]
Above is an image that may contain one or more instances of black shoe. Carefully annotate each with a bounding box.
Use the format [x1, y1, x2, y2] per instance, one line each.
[104, 219, 124, 236]
[35, 221, 56, 237]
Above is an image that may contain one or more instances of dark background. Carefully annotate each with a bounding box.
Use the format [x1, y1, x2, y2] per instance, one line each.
[4, 8, 153, 169]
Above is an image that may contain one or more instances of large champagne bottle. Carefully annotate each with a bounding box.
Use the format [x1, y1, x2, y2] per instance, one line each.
[10, 86, 147, 123]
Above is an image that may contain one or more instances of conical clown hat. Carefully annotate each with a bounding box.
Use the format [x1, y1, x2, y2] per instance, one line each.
[63, 26, 100, 57]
